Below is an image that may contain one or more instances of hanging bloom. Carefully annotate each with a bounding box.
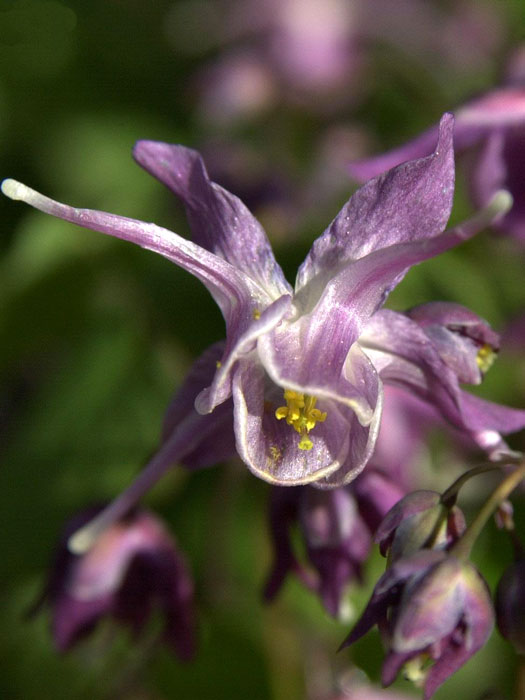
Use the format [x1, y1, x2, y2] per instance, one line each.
[495, 559, 525, 654]
[263, 484, 373, 617]
[3, 113, 523, 552]
[348, 82, 525, 240]
[340, 551, 494, 699]
[35, 506, 196, 660]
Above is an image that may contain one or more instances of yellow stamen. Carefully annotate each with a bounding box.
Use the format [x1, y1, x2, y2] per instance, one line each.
[403, 655, 429, 688]
[476, 343, 497, 373]
[275, 390, 327, 451]
[253, 309, 261, 320]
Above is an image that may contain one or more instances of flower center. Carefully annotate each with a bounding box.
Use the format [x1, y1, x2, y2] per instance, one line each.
[275, 390, 327, 451]
[476, 343, 497, 373]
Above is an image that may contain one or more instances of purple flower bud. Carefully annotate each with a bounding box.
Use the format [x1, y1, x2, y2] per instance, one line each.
[407, 302, 499, 384]
[40, 507, 196, 660]
[495, 559, 525, 654]
[341, 551, 494, 699]
[375, 490, 466, 563]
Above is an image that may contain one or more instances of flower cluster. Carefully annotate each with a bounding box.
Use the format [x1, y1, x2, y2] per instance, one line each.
[4, 103, 525, 699]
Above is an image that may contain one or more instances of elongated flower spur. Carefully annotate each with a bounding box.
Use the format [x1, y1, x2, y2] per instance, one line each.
[3, 113, 525, 551]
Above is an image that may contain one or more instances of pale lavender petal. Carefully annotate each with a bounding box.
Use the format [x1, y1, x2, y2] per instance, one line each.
[196, 293, 292, 414]
[259, 314, 380, 423]
[3, 179, 264, 324]
[393, 558, 464, 651]
[297, 114, 454, 299]
[133, 140, 292, 297]
[232, 359, 351, 485]
[1, 179, 280, 415]
[304, 192, 509, 355]
[359, 308, 525, 443]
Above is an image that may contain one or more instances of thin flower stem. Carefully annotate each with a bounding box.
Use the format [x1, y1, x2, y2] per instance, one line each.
[440, 462, 508, 508]
[451, 461, 525, 561]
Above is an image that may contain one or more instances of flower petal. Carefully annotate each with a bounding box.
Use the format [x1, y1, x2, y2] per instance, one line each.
[1, 179, 277, 413]
[423, 565, 494, 699]
[133, 140, 292, 297]
[232, 359, 351, 485]
[161, 343, 236, 468]
[303, 188, 511, 349]
[359, 309, 525, 446]
[296, 113, 455, 302]
[196, 293, 293, 414]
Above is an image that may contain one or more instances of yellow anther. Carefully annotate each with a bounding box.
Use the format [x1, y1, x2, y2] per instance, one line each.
[476, 343, 497, 373]
[253, 309, 261, 320]
[403, 655, 429, 687]
[275, 390, 327, 451]
[216, 360, 222, 368]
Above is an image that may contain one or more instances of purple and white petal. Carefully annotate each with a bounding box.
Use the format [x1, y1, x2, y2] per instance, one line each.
[196, 293, 292, 414]
[232, 359, 351, 485]
[133, 141, 292, 297]
[296, 114, 455, 301]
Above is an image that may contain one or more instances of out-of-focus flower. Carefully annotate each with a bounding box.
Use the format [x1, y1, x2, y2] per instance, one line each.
[341, 551, 494, 699]
[168, 0, 502, 121]
[349, 79, 525, 240]
[37, 507, 196, 660]
[263, 475, 402, 617]
[495, 559, 525, 654]
[4, 114, 522, 502]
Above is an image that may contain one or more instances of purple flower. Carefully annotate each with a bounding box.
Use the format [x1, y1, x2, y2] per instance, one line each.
[3, 114, 523, 536]
[341, 551, 494, 699]
[263, 485, 373, 617]
[37, 507, 196, 660]
[348, 84, 525, 240]
[495, 559, 525, 654]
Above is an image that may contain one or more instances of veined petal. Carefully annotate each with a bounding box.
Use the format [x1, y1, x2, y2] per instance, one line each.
[423, 565, 493, 700]
[196, 293, 292, 414]
[133, 141, 292, 297]
[1, 179, 270, 386]
[359, 309, 525, 446]
[259, 308, 379, 423]
[296, 113, 455, 305]
[306, 188, 513, 343]
[232, 359, 350, 485]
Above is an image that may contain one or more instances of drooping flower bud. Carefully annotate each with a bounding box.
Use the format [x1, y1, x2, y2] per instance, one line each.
[38, 506, 196, 660]
[375, 490, 465, 563]
[495, 559, 525, 654]
[341, 551, 494, 699]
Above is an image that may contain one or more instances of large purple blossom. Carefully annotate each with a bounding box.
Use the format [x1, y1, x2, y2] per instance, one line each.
[3, 114, 524, 548]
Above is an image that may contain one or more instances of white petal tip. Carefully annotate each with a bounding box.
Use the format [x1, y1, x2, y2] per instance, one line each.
[67, 526, 95, 555]
[1, 178, 28, 201]
[489, 189, 513, 217]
